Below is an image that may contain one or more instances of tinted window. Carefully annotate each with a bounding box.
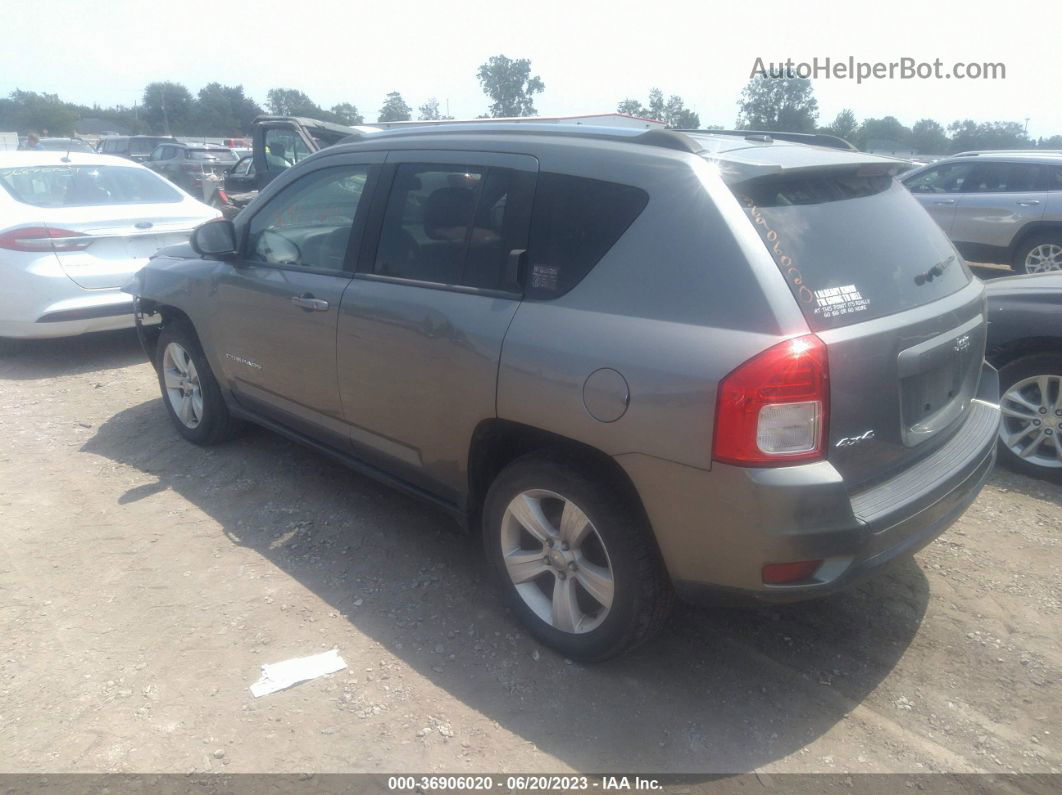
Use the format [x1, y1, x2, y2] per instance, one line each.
[149, 146, 166, 161]
[525, 173, 649, 299]
[903, 162, 974, 193]
[129, 138, 166, 156]
[964, 162, 1042, 193]
[1047, 166, 1062, 191]
[247, 165, 369, 272]
[0, 165, 183, 207]
[374, 163, 534, 290]
[734, 174, 971, 331]
[188, 148, 237, 162]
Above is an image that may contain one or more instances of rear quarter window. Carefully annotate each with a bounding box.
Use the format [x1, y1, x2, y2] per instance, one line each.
[525, 173, 648, 299]
[733, 173, 971, 330]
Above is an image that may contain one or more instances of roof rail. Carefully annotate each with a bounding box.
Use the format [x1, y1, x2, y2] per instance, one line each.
[334, 122, 703, 154]
[676, 129, 858, 151]
[952, 149, 1062, 157]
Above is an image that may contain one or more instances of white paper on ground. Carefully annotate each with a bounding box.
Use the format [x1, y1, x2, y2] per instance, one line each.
[250, 648, 347, 697]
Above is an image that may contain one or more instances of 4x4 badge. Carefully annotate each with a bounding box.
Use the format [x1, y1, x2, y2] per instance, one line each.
[836, 429, 875, 447]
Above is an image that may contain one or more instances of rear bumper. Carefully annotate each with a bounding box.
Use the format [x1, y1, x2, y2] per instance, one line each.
[0, 290, 137, 339]
[618, 363, 1001, 604]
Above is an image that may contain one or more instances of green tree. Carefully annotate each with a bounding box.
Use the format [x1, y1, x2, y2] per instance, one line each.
[823, 108, 858, 141]
[417, 98, 452, 121]
[193, 83, 262, 136]
[947, 120, 1030, 152]
[736, 76, 818, 132]
[142, 82, 194, 134]
[0, 90, 79, 135]
[910, 119, 949, 155]
[617, 88, 700, 128]
[266, 88, 323, 117]
[1039, 134, 1062, 148]
[330, 103, 364, 125]
[854, 116, 912, 152]
[476, 55, 544, 117]
[377, 91, 412, 122]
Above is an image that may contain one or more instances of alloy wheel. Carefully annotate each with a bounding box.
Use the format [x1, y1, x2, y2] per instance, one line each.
[162, 342, 204, 429]
[1000, 374, 1062, 468]
[500, 489, 615, 634]
[1025, 243, 1062, 273]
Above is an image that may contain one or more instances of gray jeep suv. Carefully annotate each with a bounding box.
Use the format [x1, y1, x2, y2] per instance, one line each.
[129, 124, 1000, 660]
[902, 152, 1062, 273]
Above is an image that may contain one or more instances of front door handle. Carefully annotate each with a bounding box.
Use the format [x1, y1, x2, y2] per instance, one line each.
[1017, 200, 1041, 206]
[291, 294, 329, 312]
[933, 199, 956, 205]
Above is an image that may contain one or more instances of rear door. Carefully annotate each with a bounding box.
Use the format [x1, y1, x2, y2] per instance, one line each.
[734, 170, 986, 490]
[213, 154, 382, 446]
[336, 151, 537, 502]
[950, 161, 1047, 255]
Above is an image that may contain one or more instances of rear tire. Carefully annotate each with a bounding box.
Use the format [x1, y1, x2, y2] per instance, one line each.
[483, 452, 673, 661]
[156, 322, 242, 446]
[1013, 234, 1062, 274]
[996, 353, 1062, 482]
[0, 337, 22, 357]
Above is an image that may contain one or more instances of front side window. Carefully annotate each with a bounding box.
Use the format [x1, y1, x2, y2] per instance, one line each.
[264, 129, 312, 174]
[246, 165, 369, 272]
[904, 162, 974, 194]
[964, 162, 1042, 193]
[0, 165, 183, 207]
[374, 163, 534, 290]
[1048, 166, 1062, 192]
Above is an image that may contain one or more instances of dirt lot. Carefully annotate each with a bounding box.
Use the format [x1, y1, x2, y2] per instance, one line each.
[1, 329, 1059, 775]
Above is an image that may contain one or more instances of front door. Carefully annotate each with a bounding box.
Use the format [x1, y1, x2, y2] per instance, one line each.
[214, 156, 381, 445]
[337, 151, 538, 503]
[904, 161, 975, 233]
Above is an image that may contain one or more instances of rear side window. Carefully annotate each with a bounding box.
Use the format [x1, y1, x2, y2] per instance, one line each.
[0, 165, 182, 207]
[964, 162, 1042, 193]
[374, 163, 535, 291]
[525, 173, 648, 299]
[734, 173, 971, 331]
[904, 162, 973, 194]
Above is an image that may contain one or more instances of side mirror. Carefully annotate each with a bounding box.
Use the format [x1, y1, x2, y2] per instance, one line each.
[191, 219, 238, 257]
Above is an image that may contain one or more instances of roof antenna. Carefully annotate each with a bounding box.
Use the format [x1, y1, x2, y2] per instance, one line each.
[61, 139, 72, 163]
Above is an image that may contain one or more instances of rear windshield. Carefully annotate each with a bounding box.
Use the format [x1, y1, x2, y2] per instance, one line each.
[188, 148, 236, 161]
[732, 172, 971, 330]
[0, 165, 182, 207]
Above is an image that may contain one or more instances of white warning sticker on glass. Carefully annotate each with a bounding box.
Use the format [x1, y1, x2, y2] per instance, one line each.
[813, 285, 869, 319]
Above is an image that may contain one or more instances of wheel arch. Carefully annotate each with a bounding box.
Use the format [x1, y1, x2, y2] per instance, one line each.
[988, 336, 1062, 369]
[1010, 221, 1062, 260]
[466, 419, 652, 536]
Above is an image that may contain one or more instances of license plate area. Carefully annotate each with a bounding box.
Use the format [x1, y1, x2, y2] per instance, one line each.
[897, 315, 985, 447]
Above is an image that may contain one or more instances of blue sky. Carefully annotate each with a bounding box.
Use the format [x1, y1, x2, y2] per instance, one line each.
[3, 0, 1058, 137]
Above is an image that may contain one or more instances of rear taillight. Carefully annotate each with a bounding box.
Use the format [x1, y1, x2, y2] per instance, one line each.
[713, 334, 829, 467]
[0, 226, 92, 252]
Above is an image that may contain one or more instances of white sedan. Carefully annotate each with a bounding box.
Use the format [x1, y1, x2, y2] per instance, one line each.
[0, 151, 219, 346]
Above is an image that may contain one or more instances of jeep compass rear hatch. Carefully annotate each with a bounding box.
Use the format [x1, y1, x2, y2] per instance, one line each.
[728, 164, 985, 490]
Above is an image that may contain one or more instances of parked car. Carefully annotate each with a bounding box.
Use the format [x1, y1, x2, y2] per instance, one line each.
[144, 142, 237, 203]
[985, 272, 1062, 481]
[129, 124, 1000, 660]
[35, 137, 96, 153]
[0, 151, 219, 351]
[96, 135, 177, 163]
[901, 152, 1062, 273]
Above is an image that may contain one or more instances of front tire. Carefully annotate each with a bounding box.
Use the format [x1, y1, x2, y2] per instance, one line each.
[156, 322, 242, 445]
[1013, 235, 1062, 274]
[997, 353, 1062, 482]
[483, 453, 673, 661]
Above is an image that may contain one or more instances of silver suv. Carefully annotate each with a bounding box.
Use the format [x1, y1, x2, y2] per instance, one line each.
[902, 152, 1062, 273]
[129, 124, 1000, 660]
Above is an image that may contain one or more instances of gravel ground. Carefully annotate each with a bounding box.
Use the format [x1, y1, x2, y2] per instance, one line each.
[0, 329, 1059, 775]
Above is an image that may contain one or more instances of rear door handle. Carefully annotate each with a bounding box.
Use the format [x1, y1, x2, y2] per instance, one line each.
[291, 294, 329, 311]
[1017, 200, 1041, 206]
